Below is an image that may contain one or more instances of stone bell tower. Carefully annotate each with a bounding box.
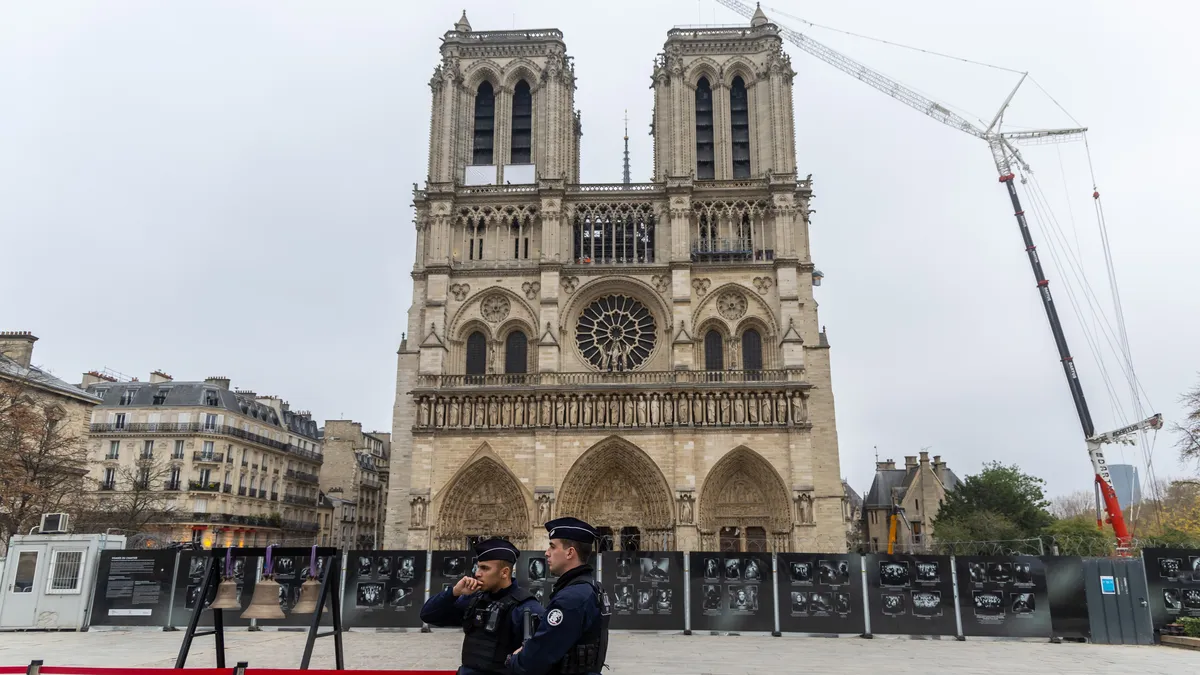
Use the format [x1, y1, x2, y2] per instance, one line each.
[425, 11, 581, 188]
[651, 5, 797, 182]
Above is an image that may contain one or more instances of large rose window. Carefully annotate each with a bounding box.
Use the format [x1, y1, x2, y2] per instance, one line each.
[576, 294, 657, 371]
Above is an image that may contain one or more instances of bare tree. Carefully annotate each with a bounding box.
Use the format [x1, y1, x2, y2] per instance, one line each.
[1177, 375, 1200, 469]
[1049, 489, 1096, 520]
[0, 379, 91, 548]
[77, 456, 180, 536]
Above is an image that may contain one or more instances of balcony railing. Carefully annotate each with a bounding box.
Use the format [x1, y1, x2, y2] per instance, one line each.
[89, 422, 321, 462]
[417, 369, 801, 390]
[270, 492, 278, 501]
[223, 483, 232, 494]
[164, 481, 182, 491]
[238, 486, 247, 496]
[285, 445, 323, 464]
[189, 480, 221, 492]
[282, 519, 320, 532]
[283, 494, 317, 507]
[286, 469, 319, 485]
[99, 482, 116, 491]
[193, 452, 224, 463]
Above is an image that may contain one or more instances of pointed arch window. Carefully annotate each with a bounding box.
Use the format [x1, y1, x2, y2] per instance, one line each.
[504, 331, 528, 375]
[704, 329, 724, 371]
[730, 76, 751, 178]
[695, 78, 715, 179]
[466, 331, 487, 378]
[742, 328, 763, 377]
[511, 80, 532, 164]
[472, 81, 495, 165]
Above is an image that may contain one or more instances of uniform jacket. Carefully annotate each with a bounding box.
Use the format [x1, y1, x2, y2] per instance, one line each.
[507, 564, 603, 675]
[420, 580, 546, 675]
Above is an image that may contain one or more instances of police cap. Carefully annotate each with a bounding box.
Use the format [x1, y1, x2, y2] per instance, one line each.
[544, 517, 599, 544]
[473, 538, 519, 563]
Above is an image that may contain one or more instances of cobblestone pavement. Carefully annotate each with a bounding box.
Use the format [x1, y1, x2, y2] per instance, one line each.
[0, 630, 1195, 674]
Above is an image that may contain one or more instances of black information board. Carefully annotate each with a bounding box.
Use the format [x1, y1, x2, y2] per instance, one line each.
[170, 551, 256, 628]
[516, 550, 557, 605]
[88, 550, 177, 626]
[865, 554, 957, 636]
[1142, 547, 1200, 631]
[602, 551, 685, 631]
[249, 552, 334, 627]
[775, 553, 864, 635]
[688, 552, 775, 633]
[342, 551, 426, 628]
[430, 550, 476, 599]
[955, 556, 1050, 638]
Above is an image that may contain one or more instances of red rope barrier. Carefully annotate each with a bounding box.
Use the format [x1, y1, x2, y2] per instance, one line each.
[2, 662, 453, 667]
[1, 669, 456, 675]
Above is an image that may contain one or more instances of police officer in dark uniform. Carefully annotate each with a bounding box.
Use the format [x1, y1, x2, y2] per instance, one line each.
[506, 517, 611, 675]
[420, 538, 546, 675]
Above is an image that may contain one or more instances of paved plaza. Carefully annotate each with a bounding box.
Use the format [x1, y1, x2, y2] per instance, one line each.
[0, 630, 1195, 674]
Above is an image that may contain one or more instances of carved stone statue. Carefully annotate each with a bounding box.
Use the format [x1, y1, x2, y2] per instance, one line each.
[411, 497, 427, 528]
[677, 493, 695, 525]
[795, 493, 814, 525]
[536, 494, 553, 523]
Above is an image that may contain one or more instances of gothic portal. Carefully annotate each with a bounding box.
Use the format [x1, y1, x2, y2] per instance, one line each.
[387, 9, 847, 553]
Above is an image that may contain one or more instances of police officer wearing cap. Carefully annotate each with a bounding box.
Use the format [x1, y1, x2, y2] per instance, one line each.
[506, 517, 611, 675]
[420, 538, 546, 675]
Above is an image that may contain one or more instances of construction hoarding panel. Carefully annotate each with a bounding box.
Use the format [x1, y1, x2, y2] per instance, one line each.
[688, 552, 775, 633]
[865, 554, 957, 636]
[775, 553, 864, 635]
[955, 555, 1051, 638]
[342, 551, 427, 629]
[602, 551, 685, 631]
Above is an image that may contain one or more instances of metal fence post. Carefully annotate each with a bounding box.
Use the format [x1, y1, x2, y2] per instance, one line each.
[683, 552, 692, 636]
[25, 660, 42, 675]
[859, 556, 872, 638]
[949, 555, 965, 641]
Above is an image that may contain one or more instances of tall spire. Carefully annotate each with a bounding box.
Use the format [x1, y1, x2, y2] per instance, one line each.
[622, 110, 631, 185]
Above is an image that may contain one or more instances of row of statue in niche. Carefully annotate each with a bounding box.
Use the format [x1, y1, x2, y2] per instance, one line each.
[413, 389, 809, 429]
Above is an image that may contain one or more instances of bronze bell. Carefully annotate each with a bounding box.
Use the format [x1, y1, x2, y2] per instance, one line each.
[210, 577, 241, 610]
[241, 576, 285, 620]
[292, 578, 321, 614]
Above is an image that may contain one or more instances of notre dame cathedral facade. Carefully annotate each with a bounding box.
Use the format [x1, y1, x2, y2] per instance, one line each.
[386, 9, 847, 554]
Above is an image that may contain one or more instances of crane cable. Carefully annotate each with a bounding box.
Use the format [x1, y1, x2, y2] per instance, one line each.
[764, 5, 1025, 75]
[760, 1, 1165, 524]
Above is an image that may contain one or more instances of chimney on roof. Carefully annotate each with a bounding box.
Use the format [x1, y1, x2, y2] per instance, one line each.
[904, 455, 918, 470]
[933, 455, 945, 472]
[204, 376, 231, 390]
[919, 451, 930, 465]
[0, 331, 38, 369]
[150, 370, 173, 384]
[875, 459, 895, 471]
[81, 370, 117, 388]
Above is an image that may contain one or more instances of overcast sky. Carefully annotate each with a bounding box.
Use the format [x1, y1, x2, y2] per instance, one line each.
[2, 1, 1196, 502]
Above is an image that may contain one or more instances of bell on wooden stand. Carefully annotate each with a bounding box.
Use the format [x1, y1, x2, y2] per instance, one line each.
[292, 545, 322, 614]
[242, 544, 286, 620]
[210, 548, 242, 611]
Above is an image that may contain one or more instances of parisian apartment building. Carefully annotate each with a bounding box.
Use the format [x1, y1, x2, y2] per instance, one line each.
[81, 370, 325, 547]
[320, 420, 390, 550]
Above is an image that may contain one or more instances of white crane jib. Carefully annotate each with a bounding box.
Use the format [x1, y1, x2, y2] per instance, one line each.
[716, 1, 1085, 178]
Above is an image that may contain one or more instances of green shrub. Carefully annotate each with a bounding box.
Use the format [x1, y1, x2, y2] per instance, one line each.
[1180, 617, 1200, 638]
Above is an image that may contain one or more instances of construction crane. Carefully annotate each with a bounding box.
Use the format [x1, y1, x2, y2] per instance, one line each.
[718, 1, 1160, 550]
